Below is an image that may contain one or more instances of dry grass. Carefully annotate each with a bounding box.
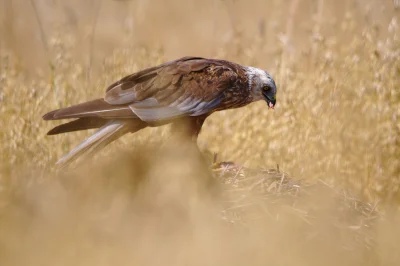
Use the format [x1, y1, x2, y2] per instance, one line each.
[0, 0, 400, 265]
[0, 144, 389, 266]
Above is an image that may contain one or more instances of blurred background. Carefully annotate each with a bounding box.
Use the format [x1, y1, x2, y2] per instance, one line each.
[0, 0, 400, 265]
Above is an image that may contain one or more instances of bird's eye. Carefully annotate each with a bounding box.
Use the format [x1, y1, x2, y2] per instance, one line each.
[263, 86, 269, 91]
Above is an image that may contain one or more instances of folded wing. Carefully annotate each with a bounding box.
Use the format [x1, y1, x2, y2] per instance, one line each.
[104, 57, 237, 122]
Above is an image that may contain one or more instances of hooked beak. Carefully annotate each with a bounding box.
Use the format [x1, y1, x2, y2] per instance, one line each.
[268, 101, 275, 109]
[263, 93, 276, 110]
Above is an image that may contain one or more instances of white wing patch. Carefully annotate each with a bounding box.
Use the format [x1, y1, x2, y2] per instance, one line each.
[131, 97, 159, 108]
[177, 98, 202, 112]
[128, 95, 222, 122]
[191, 97, 222, 116]
[105, 84, 138, 105]
[129, 106, 186, 121]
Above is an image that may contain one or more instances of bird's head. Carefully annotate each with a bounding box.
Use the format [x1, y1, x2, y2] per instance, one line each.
[246, 67, 277, 109]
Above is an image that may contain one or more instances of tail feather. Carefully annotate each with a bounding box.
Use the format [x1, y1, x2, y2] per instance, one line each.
[56, 120, 144, 167]
[43, 99, 136, 120]
[47, 117, 108, 135]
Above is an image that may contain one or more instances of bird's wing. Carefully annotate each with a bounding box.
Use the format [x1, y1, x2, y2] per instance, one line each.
[104, 57, 238, 122]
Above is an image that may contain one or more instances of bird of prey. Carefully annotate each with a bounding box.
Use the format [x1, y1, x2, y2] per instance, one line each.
[43, 56, 277, 165]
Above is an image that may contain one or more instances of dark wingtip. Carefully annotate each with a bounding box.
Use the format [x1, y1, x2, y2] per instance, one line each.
[46, 127, 59, 135]
[42, 110, 58, 120]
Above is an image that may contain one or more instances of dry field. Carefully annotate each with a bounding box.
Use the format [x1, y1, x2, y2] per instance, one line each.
[0, 0, 400, 265]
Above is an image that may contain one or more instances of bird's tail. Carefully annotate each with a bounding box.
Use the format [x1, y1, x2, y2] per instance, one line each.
[56, 120, 143, 167]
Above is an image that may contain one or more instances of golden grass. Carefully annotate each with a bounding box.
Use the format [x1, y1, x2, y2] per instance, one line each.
[0, 143, 397, 266]
[0, 0, 400, 265]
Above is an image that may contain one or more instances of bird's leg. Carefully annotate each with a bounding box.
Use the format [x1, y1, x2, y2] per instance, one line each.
[171, 116, 241, 171]
[171, 115, 208, 143]
[170, 115, 211, 165]
[189, 115, 208, 142]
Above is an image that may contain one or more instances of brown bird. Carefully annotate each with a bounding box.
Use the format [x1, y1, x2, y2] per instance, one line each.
[43, 57, 277, 165]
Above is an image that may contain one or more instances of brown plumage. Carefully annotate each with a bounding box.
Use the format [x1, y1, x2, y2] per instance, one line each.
[43, 56, 277, 166]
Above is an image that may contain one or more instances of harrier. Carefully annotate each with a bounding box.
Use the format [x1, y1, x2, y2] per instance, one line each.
[43, 57, 277, 165]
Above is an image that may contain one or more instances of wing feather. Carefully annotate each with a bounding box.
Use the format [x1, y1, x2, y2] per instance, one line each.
[104, 57, 238, 122]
